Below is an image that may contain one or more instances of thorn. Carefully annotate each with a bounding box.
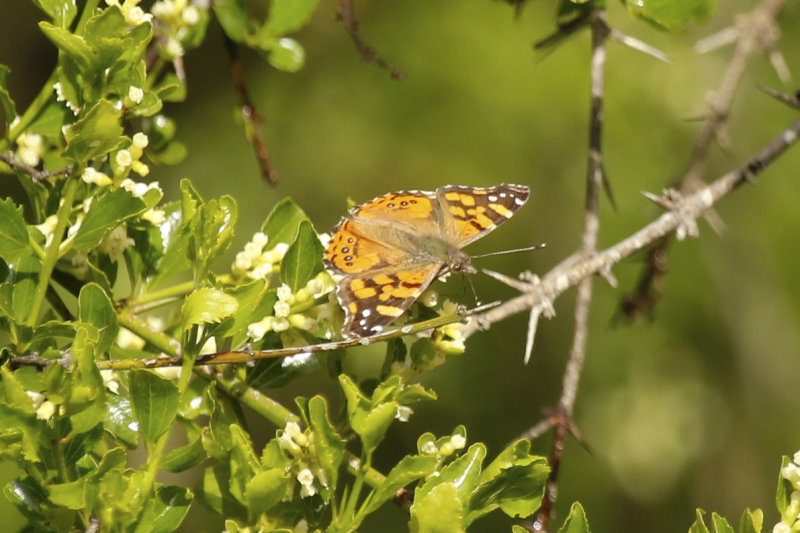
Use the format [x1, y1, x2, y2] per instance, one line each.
[756, 83, 800, 110]
[482, 268, 530, 292]
[641, 190, 674, 210]
[524, 306, 541, 365]
[694, 26, 738, 54]
[609, 29, 670, 63]
[766, 47, 793, 86]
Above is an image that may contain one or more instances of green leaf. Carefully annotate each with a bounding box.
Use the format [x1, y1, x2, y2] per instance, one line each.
[557, 502, 590, 533]
[182, 287, 239, 329]
[711, 513, 735, 533]
[104, 393, 139, 448]
[281, 220, 323, 292]
[48, 478, 88, 510]
[32, 0, 78, 26]
[39, 22, 93, 72]
[308, 395, 345, 492]
[690, 509, 711, 533]
[198, 463, 247, 522]
[229, 424, 260, 504]
[213, 0, 248, 42]
[410, 482, 466, 533]
[129, 370, 180, 445]
[11, 254, 40, 323]
[265, 0, 320, 35]
[339, 374, 396, 454]
[261, 197, 309, 246]
[245, 469, 290, 517]
[78, 283, 118, 356]
[738, 509, 763, 533]
[266, 37, 305, 72]
[66, 324, 106, 437]
[363, 455, 438, 515]
[63, 99, 124, 162]
[0, 65, 16, 130]
[162, 437, 208, 473]
[0, 366, 36, 413]
[426, 444, 485, 503]
[777, 456, 793, 516]
[134, 484, 193, 533]
[73, 188, 147, 253]
[623, 0, 716, 32]
[0, 198, 30, 264]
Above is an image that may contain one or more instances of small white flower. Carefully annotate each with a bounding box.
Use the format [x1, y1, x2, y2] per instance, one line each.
[71, 253, 89, 278]
[182, 5, 200, 24]
[247, 317, 273, 340]
[794, 450, 800, 465]
[782, 463, 800, 489]
[36, 400, 56, 420]
[419, 289, 438, 308]
[53, 82, 66, 102]
[132, 132, 149, 148]
[124, 5, 153, 25]
[142, 208, 166, 225]
[277, 284, 293, 303]
[449, 434, 466, 450]
[35, 215, 59, 237]
[98, 225, 135, 260]
[26, 391, 45, 409]
[100, 370, 120, 394]
[395, 405, 413, 422]
[299, 483, 317, 498]
[284, 422, 302, 438]
[274, 300, 291, 319]
[772, 523, 791, 533]
[16, 132, 44, 167]
[272, 317, 290, 332]
[297, 468, 314, 484]
[165, 36, 184, 58]
[420, 441, 438, 455]
[81, 167, 112, 187]
[293, 519, 309, 533]
[128, 86, 144, 105]
[116, 149, 133, 169]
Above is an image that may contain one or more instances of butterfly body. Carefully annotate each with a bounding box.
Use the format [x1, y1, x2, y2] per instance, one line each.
[324, 184, 529, 338]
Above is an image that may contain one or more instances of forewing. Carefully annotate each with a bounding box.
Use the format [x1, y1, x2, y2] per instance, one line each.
[436, 184, 530, 248]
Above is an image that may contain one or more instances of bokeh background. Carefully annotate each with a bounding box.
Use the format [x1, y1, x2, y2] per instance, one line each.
[2, 0, 800, 531]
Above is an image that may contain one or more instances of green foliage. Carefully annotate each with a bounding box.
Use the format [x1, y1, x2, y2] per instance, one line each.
[5, 0, 791, 532]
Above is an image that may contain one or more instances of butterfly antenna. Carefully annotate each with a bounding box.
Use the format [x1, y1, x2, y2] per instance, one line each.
[471, 242, 546, 260]
[462, 272, 482, 307]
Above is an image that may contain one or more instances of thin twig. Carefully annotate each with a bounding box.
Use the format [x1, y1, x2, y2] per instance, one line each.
[462, 115, 800, 339]
[0, 152, 72, 183]
[531, 10, 609, 532]
[684, 0, 786, 190]
[337, 0, 406, 80]
[223, 36, 279, 186]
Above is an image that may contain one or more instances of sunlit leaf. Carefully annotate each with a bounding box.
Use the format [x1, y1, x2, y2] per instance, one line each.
[281, 220, 323, 292]
[129, 370, 179, 445]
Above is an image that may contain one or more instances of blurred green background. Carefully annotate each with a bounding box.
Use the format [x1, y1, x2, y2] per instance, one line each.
[2, 0, 800, 531]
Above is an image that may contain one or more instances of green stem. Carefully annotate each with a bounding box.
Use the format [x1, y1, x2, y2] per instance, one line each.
[344, 453, 371, 521]
[26, 176, 80, 326]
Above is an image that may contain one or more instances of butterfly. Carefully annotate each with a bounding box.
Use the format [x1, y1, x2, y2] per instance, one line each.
[323, 184, 530, 338]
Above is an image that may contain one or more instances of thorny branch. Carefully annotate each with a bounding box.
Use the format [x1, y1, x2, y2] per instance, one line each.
[338, 0, 406, 80]
[528, 9, 609, 533]
[463, 115, 800, 340]
[622, 0, 787, 323]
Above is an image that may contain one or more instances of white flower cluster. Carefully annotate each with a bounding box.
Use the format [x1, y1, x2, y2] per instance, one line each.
[104, 0, 153, 26]
[151, 0, 203, 59]
[435, 300, 466, 354]
[98, 225, 136, 260]
[15, 132, 44, 167]
[775, 451, 800, 533]
[247, 273, 338, 341]
[277, 421, 329, 499]
[115, 132, 150, 177]
[232, 232, 289, 281]
[420, 432, 467, 458]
